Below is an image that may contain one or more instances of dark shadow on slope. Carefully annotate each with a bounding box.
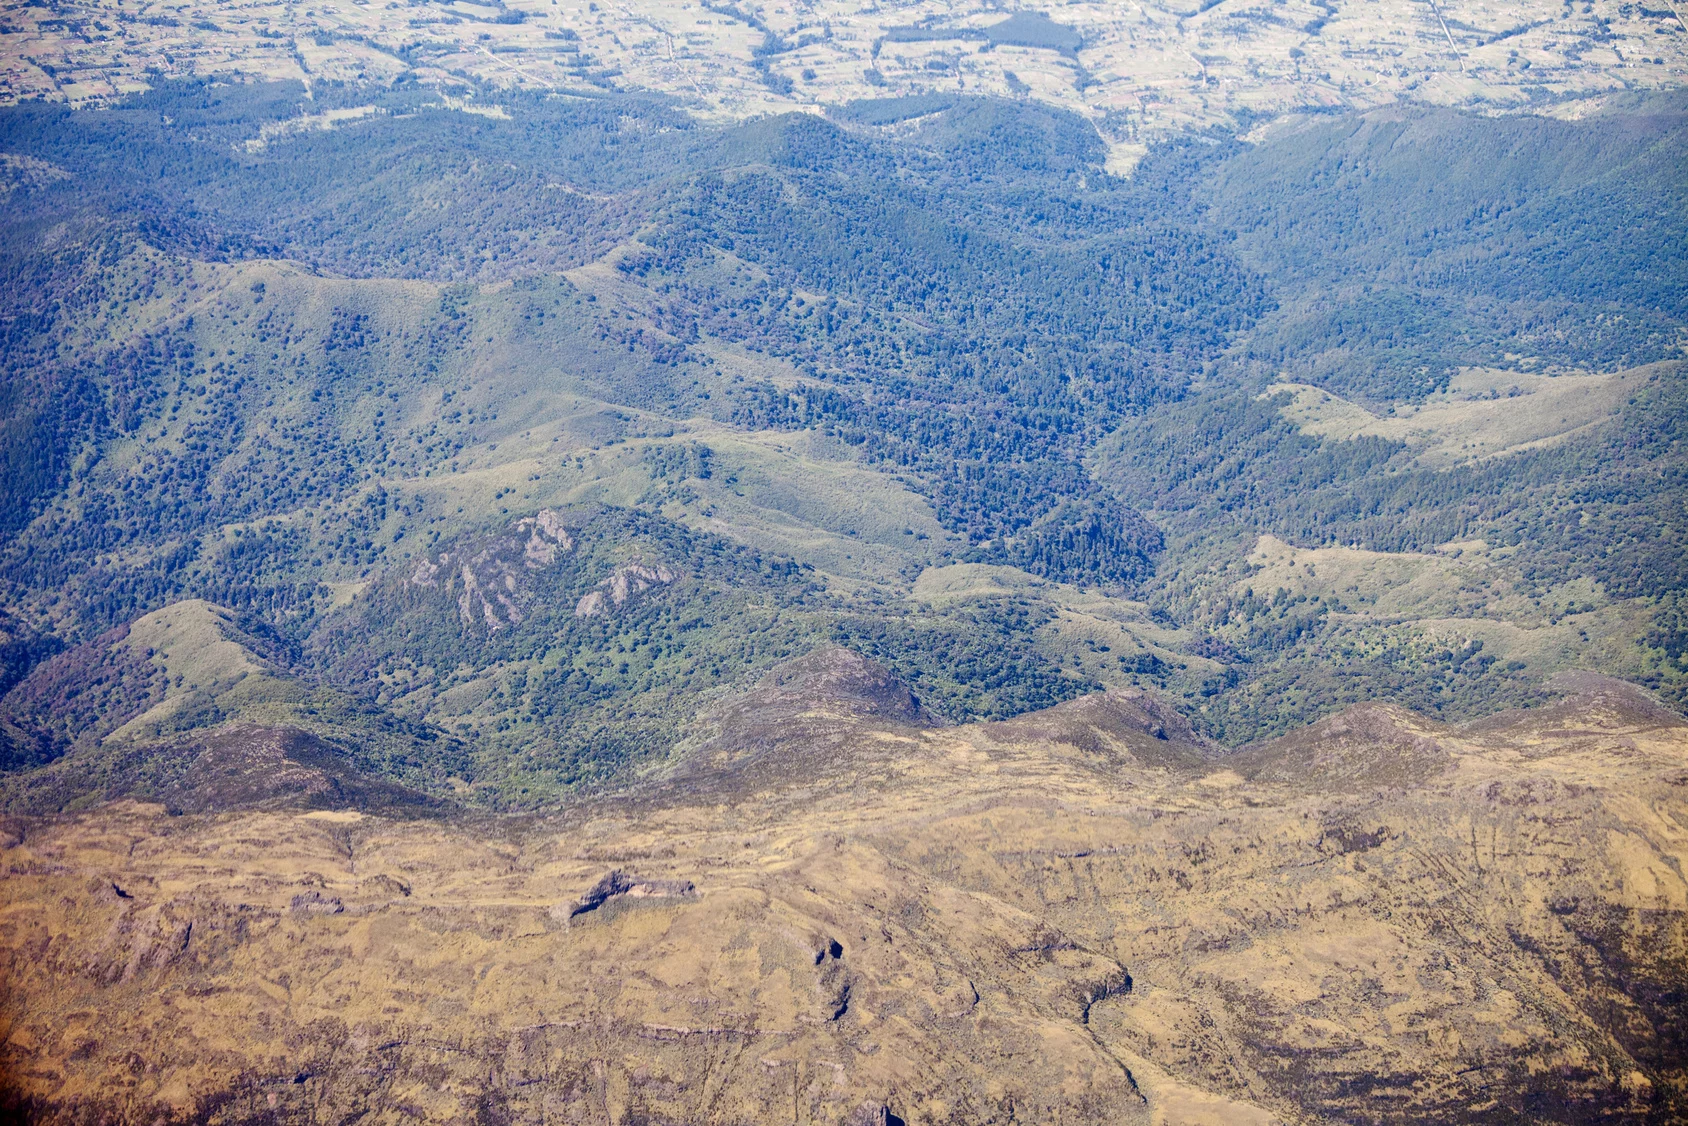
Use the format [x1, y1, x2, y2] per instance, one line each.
[0, 723, 454, 817]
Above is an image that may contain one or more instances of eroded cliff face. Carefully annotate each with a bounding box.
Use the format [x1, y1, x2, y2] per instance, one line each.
[2, 670, 1685, 1125]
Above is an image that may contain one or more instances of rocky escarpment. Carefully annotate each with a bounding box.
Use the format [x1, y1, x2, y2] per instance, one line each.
[408, 507, 578, 630]
[0, 675, 1685, 1125]
[564, 868, 697, 919]
[573, 562, 676, 619]
[406, 507, 683, 631]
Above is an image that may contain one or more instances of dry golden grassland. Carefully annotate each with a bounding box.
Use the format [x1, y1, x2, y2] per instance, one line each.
[1272, 363, 1660, 469]
[3, 671, 1684, 1122]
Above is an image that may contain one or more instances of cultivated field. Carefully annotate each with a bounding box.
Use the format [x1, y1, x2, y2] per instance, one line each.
[4, 0, 1685, 158]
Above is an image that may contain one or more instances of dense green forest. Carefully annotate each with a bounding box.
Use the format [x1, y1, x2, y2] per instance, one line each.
[1207, 102, 1688, 401]
[0, 79, 1682, 805]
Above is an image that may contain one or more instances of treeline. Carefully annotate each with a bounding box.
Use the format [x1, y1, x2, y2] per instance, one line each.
[307, 504, 1115, 801]
[829, 597, 1096, 721]
[1, 79, 1682, 786]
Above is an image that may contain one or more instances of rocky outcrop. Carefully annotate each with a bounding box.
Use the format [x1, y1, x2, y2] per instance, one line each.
[408, 507, 577, 631]
[289, 890, 344, 916]
[517, 509, 575, 566]
[573, 562, 676, 618]
[844, 1103, 906, 1126]
[564, 869, 697, 919]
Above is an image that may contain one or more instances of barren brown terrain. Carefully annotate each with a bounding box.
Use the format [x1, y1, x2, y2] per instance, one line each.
[2, 650, 1684, 1124]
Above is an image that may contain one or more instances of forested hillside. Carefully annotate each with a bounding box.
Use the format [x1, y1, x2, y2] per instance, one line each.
[0, 81, 1682, 806]
[1205, 100, 1688, 401]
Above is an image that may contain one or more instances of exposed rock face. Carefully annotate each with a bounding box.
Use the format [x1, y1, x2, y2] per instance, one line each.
[288, 890, 344, 916]
[408, 507, 577, 630]
[564, 869, 697, 919]
[574, 562, 676, 618]
[1, 681, 1685, 1125]
[518, 509, 575, 567]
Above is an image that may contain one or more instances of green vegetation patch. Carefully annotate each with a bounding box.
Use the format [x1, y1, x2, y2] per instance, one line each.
[831, 597, 1097, 722]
